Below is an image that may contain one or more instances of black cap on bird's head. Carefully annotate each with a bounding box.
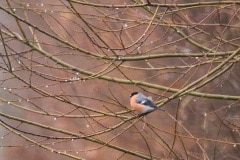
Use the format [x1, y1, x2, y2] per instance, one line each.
[130, 92, 139, 97]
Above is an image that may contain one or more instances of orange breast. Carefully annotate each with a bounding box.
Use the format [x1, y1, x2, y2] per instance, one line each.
[130, 94, 144, 113]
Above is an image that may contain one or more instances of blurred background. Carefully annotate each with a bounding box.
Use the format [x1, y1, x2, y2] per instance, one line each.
[0, 0, 240, 159]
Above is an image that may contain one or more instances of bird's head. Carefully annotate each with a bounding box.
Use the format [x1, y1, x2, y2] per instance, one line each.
[130, 92, 139, 97]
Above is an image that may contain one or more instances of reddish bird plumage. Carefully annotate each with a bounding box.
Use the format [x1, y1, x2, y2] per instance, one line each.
[130, 92, 165, 115]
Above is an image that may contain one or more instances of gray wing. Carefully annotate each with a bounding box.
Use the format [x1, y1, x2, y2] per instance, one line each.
[136, 92, 158, 109]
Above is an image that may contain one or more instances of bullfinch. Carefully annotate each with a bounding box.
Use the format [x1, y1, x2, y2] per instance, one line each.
[130, 92, 165, 115]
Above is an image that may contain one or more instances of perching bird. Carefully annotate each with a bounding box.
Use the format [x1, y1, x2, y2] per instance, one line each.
[130, 92, 165, 115]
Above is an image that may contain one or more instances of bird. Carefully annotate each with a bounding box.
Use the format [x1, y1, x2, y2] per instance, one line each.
[130, 92, 165, 115]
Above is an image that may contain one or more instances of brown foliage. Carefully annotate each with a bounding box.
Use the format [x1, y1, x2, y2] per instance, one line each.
[0, 0, 240, 159]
